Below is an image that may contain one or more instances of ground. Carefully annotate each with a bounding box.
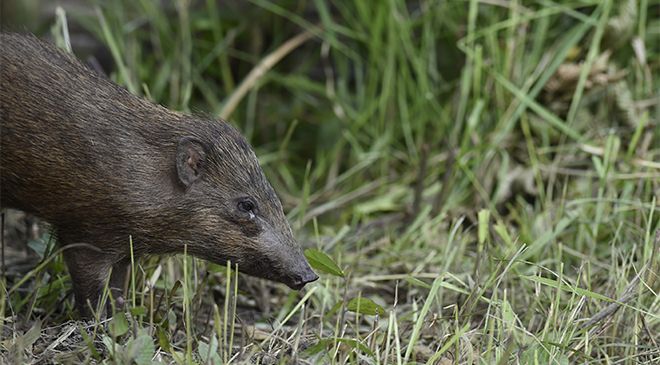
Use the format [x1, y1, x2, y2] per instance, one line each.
[1, 1, 659, 364]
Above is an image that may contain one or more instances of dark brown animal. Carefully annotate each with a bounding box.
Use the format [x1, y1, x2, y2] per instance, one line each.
[0, 33, 317, 316]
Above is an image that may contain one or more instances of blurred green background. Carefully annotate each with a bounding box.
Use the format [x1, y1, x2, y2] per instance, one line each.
[2, 1, 659, 364]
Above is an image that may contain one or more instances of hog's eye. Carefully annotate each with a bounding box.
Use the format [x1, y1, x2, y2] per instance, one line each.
[237, 199, 256, 214]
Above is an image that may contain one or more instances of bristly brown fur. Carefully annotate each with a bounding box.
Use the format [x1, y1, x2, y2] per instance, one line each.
[0, 33, 317, 317]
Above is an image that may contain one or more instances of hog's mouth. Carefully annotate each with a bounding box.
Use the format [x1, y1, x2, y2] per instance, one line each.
[250, 266, 319, 290]
[241, 257, 319, 290]
[214, 250, 318, 290]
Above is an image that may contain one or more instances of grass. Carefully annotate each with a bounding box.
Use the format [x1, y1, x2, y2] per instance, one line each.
[2, 0, 659, 364]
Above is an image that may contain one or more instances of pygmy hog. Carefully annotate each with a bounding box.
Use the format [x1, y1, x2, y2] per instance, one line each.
[0, 33, 318, 316]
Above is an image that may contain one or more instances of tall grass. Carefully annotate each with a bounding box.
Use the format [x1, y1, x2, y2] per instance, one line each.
[1, 0, 659, 364]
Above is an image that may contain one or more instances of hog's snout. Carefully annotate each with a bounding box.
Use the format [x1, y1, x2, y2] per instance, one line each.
[287, 265, 319, 290]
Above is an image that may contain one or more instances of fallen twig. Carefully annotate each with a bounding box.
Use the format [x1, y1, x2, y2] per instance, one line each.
[580, 229, 659, 331]
[219, 27, 318, 120]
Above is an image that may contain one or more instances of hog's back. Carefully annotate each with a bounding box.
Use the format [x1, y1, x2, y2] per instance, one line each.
[0, 33, 158, 226]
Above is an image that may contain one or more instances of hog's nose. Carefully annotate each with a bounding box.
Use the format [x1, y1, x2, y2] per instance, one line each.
[291, 269, 319, 290]
[303, 270, 319, 284]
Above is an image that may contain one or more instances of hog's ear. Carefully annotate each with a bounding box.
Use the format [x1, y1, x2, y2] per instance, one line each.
[176, 136, 207, 188]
